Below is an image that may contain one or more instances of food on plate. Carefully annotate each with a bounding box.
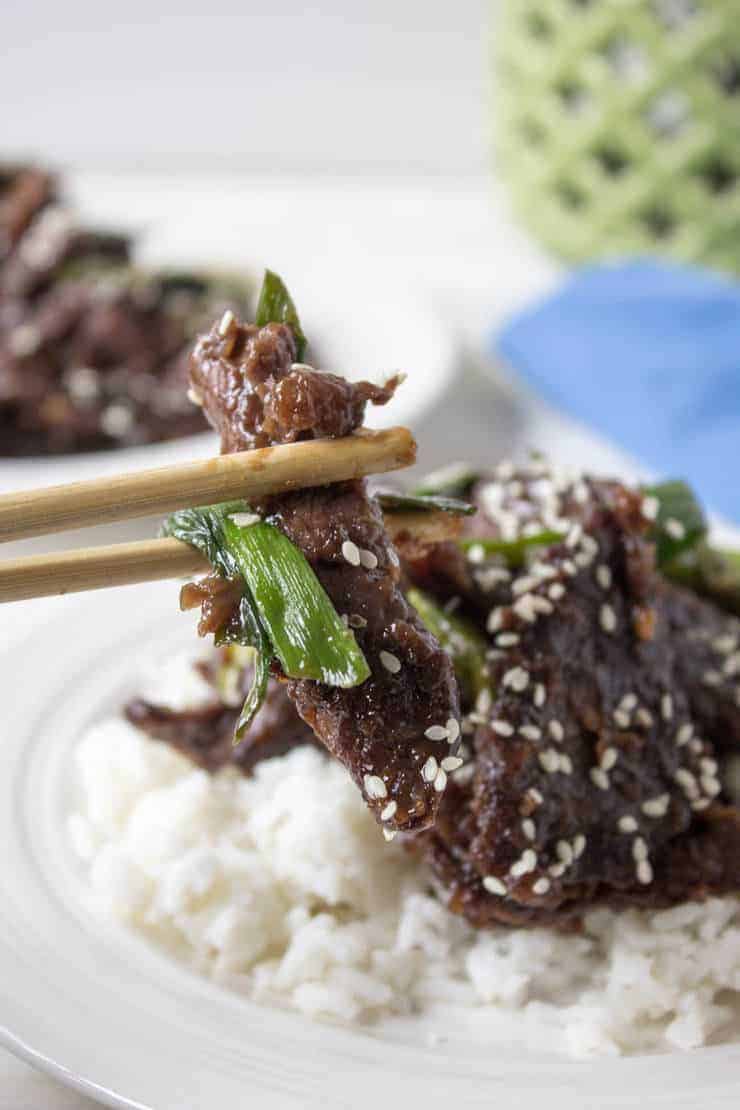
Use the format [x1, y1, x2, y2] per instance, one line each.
[65, 271, 740, 1055]
[0, 163, 250, 454]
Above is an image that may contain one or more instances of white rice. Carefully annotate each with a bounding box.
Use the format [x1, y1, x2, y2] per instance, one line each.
[68, 661, 740, 1059]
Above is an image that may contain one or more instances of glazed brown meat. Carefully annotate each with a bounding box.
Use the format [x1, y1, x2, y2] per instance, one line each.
[188, 312, 461, 835]
[127, 662, 315, 774]
[416, 466, 740, 928]
[0, 164, 248, 455]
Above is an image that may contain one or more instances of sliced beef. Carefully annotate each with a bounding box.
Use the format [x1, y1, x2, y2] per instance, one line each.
[187, 313, 461, 835]
[416, 470, 740, 928]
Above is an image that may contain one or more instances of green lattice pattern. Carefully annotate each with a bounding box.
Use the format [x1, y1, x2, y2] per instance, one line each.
[495, 0, 740, 270]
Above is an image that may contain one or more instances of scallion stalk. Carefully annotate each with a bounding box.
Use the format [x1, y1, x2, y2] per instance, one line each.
[408, 587, 489, 702]
[376, 490, 476, 516]
[459, 531, 565, 567]
[643, 480, 707, 565]
[255, 269, 307, 360]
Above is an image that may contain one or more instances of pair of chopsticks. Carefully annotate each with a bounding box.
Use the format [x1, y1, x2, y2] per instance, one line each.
[0, 426, 441, 604]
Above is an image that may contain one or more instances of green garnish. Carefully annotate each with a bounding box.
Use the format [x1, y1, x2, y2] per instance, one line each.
[375, 491, 476, 516]
[459, 530, 565, 567]
[164, 501, 370, 737]
[642, 480, 707, 565]
[255, 269, 307, 360]
[412, 462, 481, 499]
[408, 587, 490, 702]
[221, 515, 370, 687]
[663, 542, 740, 616]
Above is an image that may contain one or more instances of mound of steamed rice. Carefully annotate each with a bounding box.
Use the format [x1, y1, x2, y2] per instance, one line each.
[67, 658, 740, 1059]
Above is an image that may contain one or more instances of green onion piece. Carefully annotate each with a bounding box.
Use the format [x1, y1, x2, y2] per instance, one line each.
[408, 587, 490, 702]
[664, 542, 740, 616]
[459, 531, 565, 567]
[163, 502, 272, 735]
[222, 516, 370, 687]
[643, 480, 707, 565]
[255, 269, 307, 361]
[376, 491, 476, 516]
[412, 462, 481, 499]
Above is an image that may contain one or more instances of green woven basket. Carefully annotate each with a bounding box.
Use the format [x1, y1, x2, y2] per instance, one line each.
[495, 0, 740, 270]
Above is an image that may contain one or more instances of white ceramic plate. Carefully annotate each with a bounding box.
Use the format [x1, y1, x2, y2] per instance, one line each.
[2, 569, 740, 1110]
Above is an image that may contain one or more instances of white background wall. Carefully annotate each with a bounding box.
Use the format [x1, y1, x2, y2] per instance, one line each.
[3, 1, 492, 174]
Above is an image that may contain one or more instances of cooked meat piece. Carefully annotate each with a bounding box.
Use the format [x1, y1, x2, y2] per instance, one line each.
[0, 269, 246, 454]
[0, 165, 55, 261]
[417, 471, 740, 928]
[188, 313, 461, 834]
[190, 314, 400, 452]
[126, 669, 315, 774]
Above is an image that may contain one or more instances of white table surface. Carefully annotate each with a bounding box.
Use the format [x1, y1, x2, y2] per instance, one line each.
[0, 171, 582, 1108]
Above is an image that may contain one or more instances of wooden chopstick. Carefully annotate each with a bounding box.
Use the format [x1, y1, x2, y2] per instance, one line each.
[0, 510, 462, 604]
[0, 426, 416, 544]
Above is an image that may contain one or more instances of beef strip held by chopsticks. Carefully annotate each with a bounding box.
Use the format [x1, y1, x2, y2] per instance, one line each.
[186, 310, 461, 836]
[413, 466, 740, 928]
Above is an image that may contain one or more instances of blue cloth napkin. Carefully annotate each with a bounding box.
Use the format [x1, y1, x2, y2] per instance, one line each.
[496, 258, 740, 521]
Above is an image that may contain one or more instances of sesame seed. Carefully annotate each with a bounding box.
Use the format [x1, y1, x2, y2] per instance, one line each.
[573, 834, 586, 859]
[618, 815, 638, 833]
[364, 774, 387, 800]
[636, 708, 654, 728]
[433, 768, 448, 792]
[380, 650, 401, 674]
[539, 748, 561, 773]
[664, 517, 686, 540]
[590, 767, 610, 790]
[503, 666, 530, 692]
[359, 548, 378, 570]
[562, 559, 577, 576]
[520, 724, 542, 741]
[691, 798, 711, 811]
[636, 859, 653, 884]
[595, 564, 612, 590]
[466, 543, 486, 565]
[701, 775, 721, 797]
[675, 767, 699, 799]
[341, 540, 361, 566]
[565, 523, 583, 548]
[632, 837, 648, 862]
[510, 849, 537, 878]
[599, 604, 617, 634]
[548, 582, 566, 601]
[619, 693, 638, 711]
[723, 653, 740, 676]
[534, 683, 546, 708]
[641, 496, 659, 521]
[229, 511, 261, 527]
[218, 308, 236, 336]
[600, 747, 618, 771]
[702, 670, 722, 687]
[548, 720, 564, 742]
[712, 634, 738, 655]
[483, 875, 507, 896]
[530, 596, 554, 615]
[496, 632, 520, 647]
[446, 717, 461, 743]
[527, 787, 544, 807]
[492, 720, 514, 737]
[700, 757, 719, 775]
[422, 756, 439, 783]
[689, 737, 704, 754]
[533, 877, 551, 895]
[556, 840, 573, 864]
[441, 756, 463, 772]
[613, 709, 631, 729]
[486, 608, 503, 634]
[513, 595, 539, 623]
[383, 828, 397, 842]
[512, 575, 540, 596]
[661, 693, 674, 720]
[559, 754, 574, 774]
[380, 800, 398, 821]
[476, 688, 493, 715]
[642, 794, 670, 818]
[348, 614, 367, 629]
[425, 725, 449, 741]
[522, 818, 536, 840]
